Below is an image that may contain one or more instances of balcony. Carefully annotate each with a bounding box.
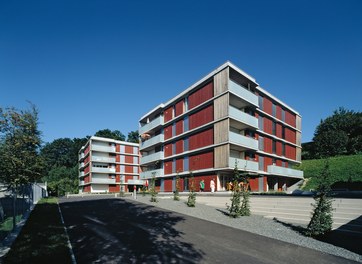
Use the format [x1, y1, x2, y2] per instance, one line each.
[229, 157, 259, 172]
[79, 180, 85, 186]
[267, 165, 304, 179]
[91, 178, 116, 184]
[79, 171, 85, 177]
[140, 151, 164, 165]
[140, 168, 163, 179]
[140, 134, 164, 150]
[92, 145, 116, 153]
[79, 162, 85, 169]
[229, 80, 258, 107]
[229, 106, 258, 129]
[139, 116, 163, 135]
[92, 167, 116, 173]
[229, 132, 258, 150]
[91, 156, 116, 163]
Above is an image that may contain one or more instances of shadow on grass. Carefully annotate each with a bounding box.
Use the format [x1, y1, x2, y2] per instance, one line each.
[60, 197, 204, 263]
[2, 198, 72, 264]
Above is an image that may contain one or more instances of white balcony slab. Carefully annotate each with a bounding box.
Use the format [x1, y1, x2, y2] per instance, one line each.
[267, 165, 304, 179]
[140, 152, 164, 165]
[140, 134, 164, 150]
[229, 106, 258, 129]
[229, 80, 258, 106]
[92, 167, 116, 173]
[229, 157, 259, 172]
[140, 168, 163, 179]
[139, 116, 163, 135]
[229, 132, 258, 150]
[91, 156, 116, 163]
[92, 145, 116, 152]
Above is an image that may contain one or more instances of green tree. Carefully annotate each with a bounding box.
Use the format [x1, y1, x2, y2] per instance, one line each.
[150, 172, 158, 202]
[306, 160, 334, 237]
[312, 108, 362, 158]
[186, 173, 196, 207]
[127, 130, 139, 143]
[46, 166, 79, 196]
[173, 173, 180, 201]
[95, 129, 125, 141]
[0, 104, 44, 229]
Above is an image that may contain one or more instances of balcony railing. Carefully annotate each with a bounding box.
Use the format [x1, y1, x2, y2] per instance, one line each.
[79, 171, 85, 177]
[140, 168, 163, 179]
[140, 151, 164, 165]
[229, 132, 258, 150]
[229, 106, 258, 129]
[79, 180, 85, 185]
[229, 157, 259, 172]
[229, 80, 258, 106]
[91, 167, 116, 173]
[79, 162, 85, 168]
[267, 165, 304, 179]
[92, 145, 116, 153]
[139, 116, 164, 135]
[91, 156, 116, 163]
[91, 178, 116, 184]
[140, 134, 164, 150]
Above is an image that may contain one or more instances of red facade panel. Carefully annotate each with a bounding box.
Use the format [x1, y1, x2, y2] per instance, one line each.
[263, 137, 272, 154]
[175, 140, 183, 154]
[125, 165, 134, 173]
[285, 128, 296, 144]
[249, 177, 259, 191]
[263, 97, 273, 116]
[264, 157, 273, 171]
[175, 100, 184, 117]
[84, 185, 91, 192]
[84, 175, 90, 183]
[176, 158, 183, 172]
[188, 82, 214, 110]
[189, 128, 214, 150]
[116, 155, 120, 162]
[116, 145, 120, 152]
[109, 185, 120, 192]
[263, 117, 273, 134]
[125, 155, 133, 164]
[276, 159, 282, 166]
[285, 110, 296, 127]
[84, 155, 90, 164]
[164, 143, 172, 157]
[285, 144, 296, 160]
[164, 179, 173, 192]
[125, 146, 133, 154]
[176, 120, 183, 135]
[164, 125, 173, 140]
[164, 160, 173, 175]
[276, 141, 282, 156]
[164, 106, 173, 122]
[84, 165, 90, 174]
[85, 145, 90, 155]
[189, 105, 214, 130]
[189, 151, 214, 171]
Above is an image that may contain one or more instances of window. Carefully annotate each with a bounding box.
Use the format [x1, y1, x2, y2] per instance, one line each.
[184, 156, 189, 171]
[272, 103, 276, 117]
[259, 136, 264, 151]
[258, 116, 263, 130]
[172, 142, 176, 155]
[133, 166, 138, 174]
[272, 140, 276, 154]
[281, 109, 285, 122]
[282, 126, 285, 139]
[133, 156, 138, 164]
[120, 165, 125, 172]
[120, 145, 125, 153]
[184, 116, 189, 131]
[172, 158, 176, 173]
[184, 137, 189, 151]
[282, 143, 285, 156]
[133, 147, 138, 155]
[272, 121, 276, 135]
[172, 122, 176, 137]
[185, 97, 188, 111]
[258, 95, 264, 110]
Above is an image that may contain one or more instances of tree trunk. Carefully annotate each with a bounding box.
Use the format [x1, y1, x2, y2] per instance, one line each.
[12, 187, 17, 231]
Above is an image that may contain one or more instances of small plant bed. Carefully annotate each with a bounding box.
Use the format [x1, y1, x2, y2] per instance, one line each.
[3, 197, 72, 264]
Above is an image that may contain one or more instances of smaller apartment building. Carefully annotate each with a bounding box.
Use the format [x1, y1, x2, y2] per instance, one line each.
[139, 62, 303, 193]
[78, 136, 141, 193]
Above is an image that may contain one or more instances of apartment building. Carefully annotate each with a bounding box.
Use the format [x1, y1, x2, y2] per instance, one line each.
[139, 62, 303, 193]
[78, 136, 141, 193]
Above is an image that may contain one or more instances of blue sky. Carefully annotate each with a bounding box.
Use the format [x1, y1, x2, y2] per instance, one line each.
[1, 0, 361, 144]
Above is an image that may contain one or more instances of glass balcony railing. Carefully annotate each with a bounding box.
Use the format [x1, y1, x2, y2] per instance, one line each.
[229, 157, 259, 172]
[229, 80, 258, 106]
[91, 156, 116, 163]
[91, 167, 116, 173]
[91, 178, 116, 184]
[92, 145, 116, 153]
[229, 131, 258, 150]
[267, 165, 304, 179]
[229, 106, 258, 129]
[140, 151, 164, 165]
[140, 134, 164, 150]
[140, 168, 163, 179]
[139, 116, 164, 135]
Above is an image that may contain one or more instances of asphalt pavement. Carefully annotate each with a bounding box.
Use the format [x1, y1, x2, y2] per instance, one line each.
[59, 196, 357, 264]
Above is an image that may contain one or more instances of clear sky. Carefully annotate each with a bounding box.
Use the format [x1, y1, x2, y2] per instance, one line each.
[1, 0, 361, 144]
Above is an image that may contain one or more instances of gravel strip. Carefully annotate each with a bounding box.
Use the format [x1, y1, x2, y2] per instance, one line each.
[127, 195, 362, 263]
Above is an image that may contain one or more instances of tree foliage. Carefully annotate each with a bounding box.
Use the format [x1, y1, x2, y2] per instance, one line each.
[95, 129, 125, 141]
[311, 108, 362, 159]
[306, 160, 333, 237]
[127, 130, 139, 143]
[0, 105, 44, 189]
[186, 173, 196, 207]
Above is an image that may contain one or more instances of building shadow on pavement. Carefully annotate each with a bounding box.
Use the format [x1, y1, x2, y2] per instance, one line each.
[60, 198, 204, 263]
[273, 217, 362, 256]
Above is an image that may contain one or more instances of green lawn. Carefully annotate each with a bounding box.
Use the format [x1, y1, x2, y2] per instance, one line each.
[2, 197, 72, 264]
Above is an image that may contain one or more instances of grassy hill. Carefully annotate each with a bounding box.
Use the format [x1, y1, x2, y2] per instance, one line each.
[295, 154, 362, 190]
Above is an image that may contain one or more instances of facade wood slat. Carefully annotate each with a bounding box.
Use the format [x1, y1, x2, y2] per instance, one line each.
[214, 68, 229, 96]
[214, 93, 229, 120]
[214, 144, 229, 168]
[214, 119, 229, 144]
